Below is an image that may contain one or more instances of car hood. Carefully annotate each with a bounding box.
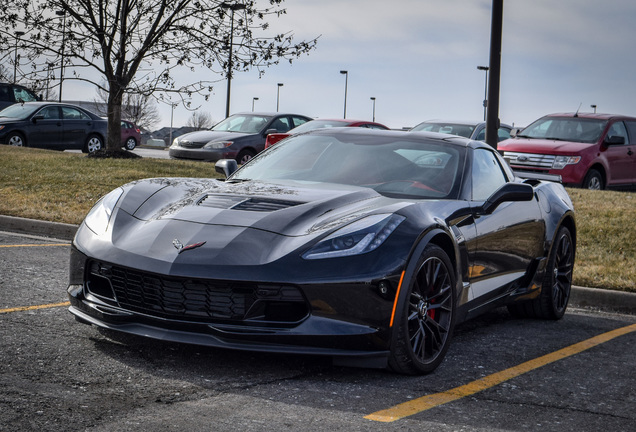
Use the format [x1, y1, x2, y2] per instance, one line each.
[0, 116, 22, 124]
[498, 138, 595, 153]
[77, 178, 414, 272]
[177, 130, 250, 144]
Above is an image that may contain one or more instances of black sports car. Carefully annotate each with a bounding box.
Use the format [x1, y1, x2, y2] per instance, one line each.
[68, 128, 576, 374]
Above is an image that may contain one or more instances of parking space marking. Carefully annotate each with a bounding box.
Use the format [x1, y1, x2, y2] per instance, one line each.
[0, 243, 69, 248]
[365, 323, 636, 422]
[0, 302, 71, 314]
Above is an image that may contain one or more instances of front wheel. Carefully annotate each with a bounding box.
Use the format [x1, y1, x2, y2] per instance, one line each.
[389, 244, 456, 375]
[582, 169, 603, 190]
[83, 134, 104, 153]
[6, 132, 26, 147]
[236, 149, 255, 165]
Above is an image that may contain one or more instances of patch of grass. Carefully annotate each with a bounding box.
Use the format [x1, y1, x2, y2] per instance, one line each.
[0, 145, 634, 292]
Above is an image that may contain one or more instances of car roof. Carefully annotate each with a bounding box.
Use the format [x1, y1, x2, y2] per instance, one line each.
[541, 112, 636, 121]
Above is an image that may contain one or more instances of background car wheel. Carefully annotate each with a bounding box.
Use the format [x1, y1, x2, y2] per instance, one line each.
[7, 132, 26, 147]
[236, 149, 255, 165]
[389, 244, 456, 375]
[83, 135, 104, 153]
[507, 226, 574, 320]
[582, 169, 603, 190]
[124, 137, 137, 151]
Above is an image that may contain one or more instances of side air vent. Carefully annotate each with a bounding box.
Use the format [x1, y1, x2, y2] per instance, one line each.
[198, 194, 304, 212]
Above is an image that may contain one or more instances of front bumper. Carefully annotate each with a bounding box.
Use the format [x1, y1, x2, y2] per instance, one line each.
[168, 145, 238, 162]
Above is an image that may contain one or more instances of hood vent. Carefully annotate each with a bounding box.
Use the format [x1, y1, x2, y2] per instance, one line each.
[198, 194, 304, 212]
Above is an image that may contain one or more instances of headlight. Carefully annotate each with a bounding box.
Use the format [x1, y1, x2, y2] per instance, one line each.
[552, 156, 581, 169]
[302, 214, 405, 260]
[83, 188, 124, 234]
[204, 141, 233, 149]
[0, 125, 5, 131]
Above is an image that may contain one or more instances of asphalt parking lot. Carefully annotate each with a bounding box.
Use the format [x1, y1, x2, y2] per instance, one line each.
[1, 229, 635, 432]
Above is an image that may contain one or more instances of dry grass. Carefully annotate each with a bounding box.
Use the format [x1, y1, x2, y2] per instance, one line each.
[1, 145, 634, 292]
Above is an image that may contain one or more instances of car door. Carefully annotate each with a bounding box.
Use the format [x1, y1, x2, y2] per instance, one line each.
[29, 106, 63, 148]
[606, 120, 636, 185]
[61, 106, 94, 150]
[468, 147, 545, 304]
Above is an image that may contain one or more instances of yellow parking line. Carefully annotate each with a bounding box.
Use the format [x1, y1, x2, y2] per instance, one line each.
[365, 323, 636, 422]
[0, 243, 69, 248]
[0, 301, 71, 314]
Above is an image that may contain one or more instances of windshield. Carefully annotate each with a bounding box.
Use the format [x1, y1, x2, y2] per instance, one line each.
[519, 117, 607, 143]
[289, 119, 349, 134]
[0, 103, 40, 119]
[232, 132, 464, 199]
[212, 114, 272, 134]
[411, 122, 475, 138]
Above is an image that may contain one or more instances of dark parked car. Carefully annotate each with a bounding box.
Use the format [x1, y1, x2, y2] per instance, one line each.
[169, 112, 311, 164]
[410, 120, 512, 142]
[121, 120, 141, 150]
[265, 118, 389, 148]
[0, 82, 40, 110]
[68, 129, 576, 374]
[498, 112, 636, 190]
[0, 102, 107, 153]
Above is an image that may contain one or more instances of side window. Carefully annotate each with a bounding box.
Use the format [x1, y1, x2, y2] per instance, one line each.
[0, 85, 11, 102]
[607, 121, 629, 144]
[472, 148, 508, 201]
[38, 106, 61, 120]
[291, 116, 309, 128]
[497, 127, 511, 142]
[625, 122, 636, 143]
[270, 117, 291, 132]
[62, 107, 90, 120]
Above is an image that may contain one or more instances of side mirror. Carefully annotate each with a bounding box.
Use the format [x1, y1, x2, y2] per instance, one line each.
[264, 128, 278, 136]
[32, 115, 44, 123]
[510, 127, 521, 138]
[604, 135, 625, 145]
[480, 183, 534, 215]
[214, 159, 238, 178]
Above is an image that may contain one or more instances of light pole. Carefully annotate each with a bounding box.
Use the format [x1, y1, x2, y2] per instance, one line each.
[477, 65, 489, 121]
[221, 2, 246, 118]
[591, 104, 597, 113]
[252, 97, 259, 112]
[340, 70, 348, 119]
[276, 83, 283, 112]
[370, 97, 376, 122]
[13, 31, 25, 84]
[169, 103, 177, 147]
[55, 10, 66, 102]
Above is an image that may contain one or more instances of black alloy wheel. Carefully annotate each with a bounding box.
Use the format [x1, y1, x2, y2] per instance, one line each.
[389, 244, 456, 375]
[583, 169, 603, 190]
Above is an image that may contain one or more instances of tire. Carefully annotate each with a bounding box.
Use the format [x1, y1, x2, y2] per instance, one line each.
[124, 137, 137, 151]
[236, 149, 255, 165]
[6, 132, 26, 147]
[582, 169, 603, 190]
[507, 226, 574, 320]
[83, 134, 104, 153]
[389, 244, 456, 375]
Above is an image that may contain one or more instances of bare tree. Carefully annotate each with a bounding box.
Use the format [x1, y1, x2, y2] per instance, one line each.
[185, 111, 215, 130]
[94, 87, 161, 130]
[1, 1, 318, 153]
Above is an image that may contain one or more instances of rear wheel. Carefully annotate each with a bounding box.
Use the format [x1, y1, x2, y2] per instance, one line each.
[7, 132, 26, 147]
[582, 169, 603, 190]
[83, 134, 104, 153]
[508, 226, 574, 320]
[389, 244, 456, 375]
[124, 137, 137, 151]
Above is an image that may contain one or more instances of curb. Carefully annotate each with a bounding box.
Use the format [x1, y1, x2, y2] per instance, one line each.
[1, 215, 634, 315]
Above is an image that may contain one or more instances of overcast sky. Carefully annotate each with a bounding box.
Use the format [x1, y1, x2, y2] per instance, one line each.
[64, 0, 636, 130]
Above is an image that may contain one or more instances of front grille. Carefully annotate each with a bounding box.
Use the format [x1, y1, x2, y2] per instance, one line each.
[86, 261, 308, 324]
[178, 140, 204, 148]
[504, 151, 555, 169]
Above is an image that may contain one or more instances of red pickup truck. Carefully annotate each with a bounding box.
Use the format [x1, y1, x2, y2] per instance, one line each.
[498, 113, 636, 190]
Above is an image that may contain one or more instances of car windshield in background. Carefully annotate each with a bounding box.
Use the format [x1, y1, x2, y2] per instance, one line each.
[290, 120, 349, 133]
[518, 117, 607, 143]
[232, 133, 464, 199]
[212, 114, 272, 134]
[0, 103, 40, 119]
[411, 122, 476, 138]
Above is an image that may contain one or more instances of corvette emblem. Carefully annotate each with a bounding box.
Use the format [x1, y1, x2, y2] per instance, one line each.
[173, 239, 206, 254]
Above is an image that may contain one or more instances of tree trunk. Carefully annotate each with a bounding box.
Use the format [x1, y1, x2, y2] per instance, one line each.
[106, 83, 124, 152]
